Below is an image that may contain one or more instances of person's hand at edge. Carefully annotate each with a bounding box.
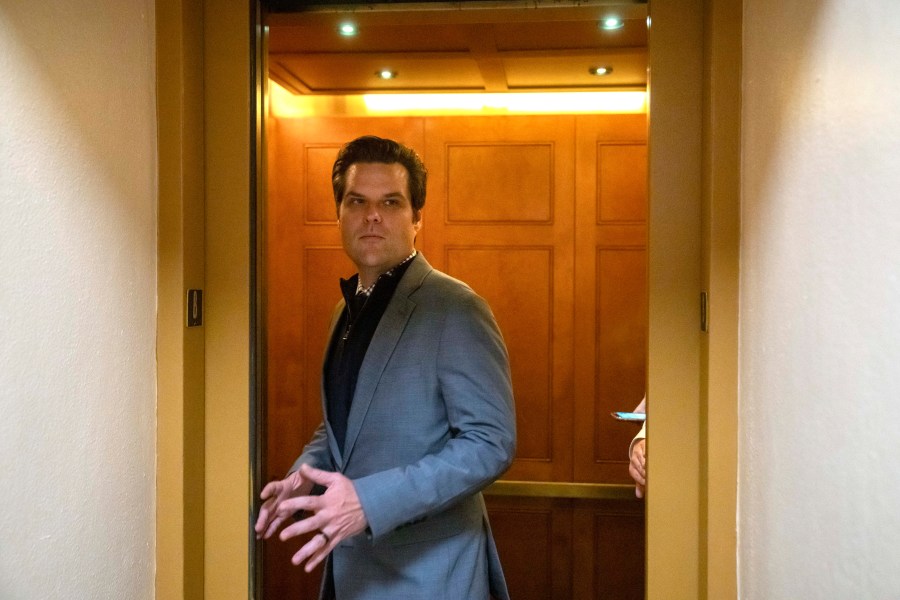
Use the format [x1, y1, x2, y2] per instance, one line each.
[629, 438, 646, 499]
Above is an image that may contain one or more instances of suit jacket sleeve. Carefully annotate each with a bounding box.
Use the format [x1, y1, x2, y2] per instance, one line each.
[289, 422, 332, 474]
[351, 292, 516, 541]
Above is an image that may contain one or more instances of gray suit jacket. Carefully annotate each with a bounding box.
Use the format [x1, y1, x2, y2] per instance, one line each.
[292, 254, 516, 600]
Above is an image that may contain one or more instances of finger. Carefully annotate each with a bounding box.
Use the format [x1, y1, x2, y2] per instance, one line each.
[254, 512, 270, 537]
[629, 462, 646, 486]
[279, 513, 324, 542]
[299, 463, 338, 487]
[263, 514, 289, 540]
[304, 545, 329, 572]
[635, 483, 645, 499]
[291, 539, 317, 569]
[255, 503, 270, 533]
[300, 533, 333, 573]
[274, 495, 322, 520]
[290, 532, 331, 571]
[259, 480, 281, 501]
[255, 498, 281, 537]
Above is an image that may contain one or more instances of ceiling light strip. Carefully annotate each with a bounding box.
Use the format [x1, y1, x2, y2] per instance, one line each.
[268, 83, 646, 117]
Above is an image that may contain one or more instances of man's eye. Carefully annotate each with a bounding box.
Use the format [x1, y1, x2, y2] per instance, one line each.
[348, 197, 364, 205]
[384, 198, 400, 207]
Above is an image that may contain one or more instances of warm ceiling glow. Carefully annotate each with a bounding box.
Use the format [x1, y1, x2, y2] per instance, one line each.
[589, 66, 613, 76]
[268, 82, 646, 118]
[377, 69, 397, 80]
[363, 92, 646, 115]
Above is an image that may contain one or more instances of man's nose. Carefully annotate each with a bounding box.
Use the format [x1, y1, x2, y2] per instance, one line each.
[365, 204, 382, 222]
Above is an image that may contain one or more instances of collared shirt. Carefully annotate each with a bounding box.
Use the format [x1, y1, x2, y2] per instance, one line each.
[355, 250, 417, 297]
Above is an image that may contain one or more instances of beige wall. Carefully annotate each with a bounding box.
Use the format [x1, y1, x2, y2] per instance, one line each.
[203, 0, 252, 597]
[156, 0, 206, 598]
[701, 2, 741, 598]
[156, 0, 251, 597]
[0, 0, 157, 598]
[740, 0, 900, 596]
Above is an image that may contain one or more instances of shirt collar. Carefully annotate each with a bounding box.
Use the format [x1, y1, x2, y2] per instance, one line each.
[355, 250, 417, 296]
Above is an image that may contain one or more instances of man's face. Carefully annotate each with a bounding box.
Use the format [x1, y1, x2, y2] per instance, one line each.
[338, 162, 421, 286]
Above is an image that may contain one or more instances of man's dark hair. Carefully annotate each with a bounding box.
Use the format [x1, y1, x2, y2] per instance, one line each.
[331, 135, 427, 219]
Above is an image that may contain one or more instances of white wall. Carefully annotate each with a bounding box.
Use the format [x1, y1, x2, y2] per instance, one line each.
[740, 1, 900, 597]
[0, 2, 156, 598]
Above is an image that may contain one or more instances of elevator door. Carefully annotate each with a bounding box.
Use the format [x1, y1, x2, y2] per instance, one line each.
[264, 113, 647, 598]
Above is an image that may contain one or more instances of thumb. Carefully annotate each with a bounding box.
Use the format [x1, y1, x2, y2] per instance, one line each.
[299, 463, 338, 487]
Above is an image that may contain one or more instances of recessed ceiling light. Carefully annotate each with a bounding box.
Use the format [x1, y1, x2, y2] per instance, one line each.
[338, 21, 358, 37]
[600, 17, 624, 30]
[377, 69, 397, 80]
[589, 66, 613, 76]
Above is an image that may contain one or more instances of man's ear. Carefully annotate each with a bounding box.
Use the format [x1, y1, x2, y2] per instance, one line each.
[413, 211, 423, 232]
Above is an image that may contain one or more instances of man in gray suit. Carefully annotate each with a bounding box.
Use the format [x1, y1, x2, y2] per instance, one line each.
[255, 135, 517, 600]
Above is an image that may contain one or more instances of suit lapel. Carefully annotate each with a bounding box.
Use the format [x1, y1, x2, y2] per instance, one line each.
[339, 255, 432, 466]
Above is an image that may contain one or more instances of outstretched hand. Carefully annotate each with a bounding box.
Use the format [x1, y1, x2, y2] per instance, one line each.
[265, 464, 369, 572]
[255, 468, 315, 541]
[629, 438, 646, 498]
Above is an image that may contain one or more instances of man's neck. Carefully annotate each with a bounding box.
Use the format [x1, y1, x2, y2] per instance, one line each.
[356, 250, 417, 292]
[357, 270, 384, 291]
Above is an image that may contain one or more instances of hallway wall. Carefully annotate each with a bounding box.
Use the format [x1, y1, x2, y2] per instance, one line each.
[0, 1, 157, 598]
[740, 1, 900, 596]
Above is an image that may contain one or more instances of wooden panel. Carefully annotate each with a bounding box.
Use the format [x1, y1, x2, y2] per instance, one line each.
[598, 144, 648, 223]
[271, 54, 485, 94]
[447, 247, 553, 463]
[574, 115, 648, 484]
[487, 495, 643, 600]
[262, 531, 323, 600]
[305, 145, 340, 223]
[593, 510, 645, 599]
[424, 115, 575, 483]
[488, 504, 555, 599]
[486, 496, 573, 600]
[446, 143, 553, 223]
[594, 248, 648, 467]
[572, 499, 645, 600]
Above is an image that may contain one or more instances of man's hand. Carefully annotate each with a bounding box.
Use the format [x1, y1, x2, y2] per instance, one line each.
[255, 468, 314, 541]
[273, 464, 369, 572]
[629, 438, 646, 499]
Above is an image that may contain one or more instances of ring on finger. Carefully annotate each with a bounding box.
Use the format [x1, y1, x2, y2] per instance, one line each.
[319, 531, 331, 544]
